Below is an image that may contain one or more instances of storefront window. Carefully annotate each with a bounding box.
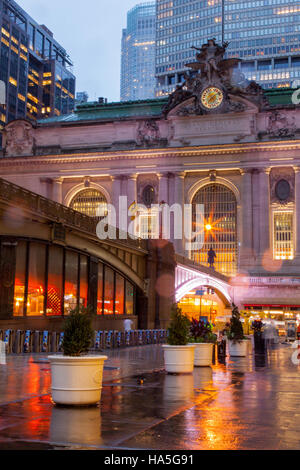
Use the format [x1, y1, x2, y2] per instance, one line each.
[47, 246, 63, 316]
[79, 255, 88, 307]
[125, 282, 134, 315]
[13, 241, 27, 317]
[64, 251, 78, 313]
[97, 263, 103, 315]
[27, 244, 46, 316]
[104, 267, 114, 315]
[115, 274, 125, 315]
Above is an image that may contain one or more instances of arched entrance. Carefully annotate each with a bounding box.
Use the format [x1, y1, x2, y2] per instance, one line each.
[175, 263, 232, 325]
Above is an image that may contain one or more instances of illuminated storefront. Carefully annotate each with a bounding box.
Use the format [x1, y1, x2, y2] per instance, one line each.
[12, 239, 135, 319]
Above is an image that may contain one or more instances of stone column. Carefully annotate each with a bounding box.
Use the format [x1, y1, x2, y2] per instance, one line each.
[173, 172, 185, 256]
[52, 177, 63, 204]
[295, 168, 300, 258]
[126, 174, 138, 236]
[127, 174, 137, 208]
[158, 173, 169, 205]
[240, 169, 253, 268]
[258, 168, 271, 258]
[111, 176, 122, 228]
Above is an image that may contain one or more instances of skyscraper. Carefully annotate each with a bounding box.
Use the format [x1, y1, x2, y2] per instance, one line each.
[121, 2, 156, 101]
[156, 0, 300, 96]
[0, 0, 75, 129]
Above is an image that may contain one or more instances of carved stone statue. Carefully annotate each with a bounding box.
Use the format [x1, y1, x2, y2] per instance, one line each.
[162, 38, 268, 117]
[267, 111, 296, 138]
[186, 39, 240, 83]
[136, 120, 160, 146]
[4, 120, 35, 157]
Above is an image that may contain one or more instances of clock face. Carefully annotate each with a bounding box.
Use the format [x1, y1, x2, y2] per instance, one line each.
[201, 87, 224, 109]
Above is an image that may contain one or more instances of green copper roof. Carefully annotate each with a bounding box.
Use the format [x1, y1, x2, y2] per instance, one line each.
[38, 98, 168, 125]
[37, 89, 298, 126]
[264, 88, 296, 106]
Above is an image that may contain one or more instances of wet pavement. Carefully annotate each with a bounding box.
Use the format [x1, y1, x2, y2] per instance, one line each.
[0, 343, 300, 450]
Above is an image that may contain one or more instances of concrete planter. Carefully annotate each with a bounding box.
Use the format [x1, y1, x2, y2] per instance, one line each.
[228, 340, 248, 357]
[163, 345, 195, 374]
[189, 343, 213, 367]
[49, 355, 107, 406]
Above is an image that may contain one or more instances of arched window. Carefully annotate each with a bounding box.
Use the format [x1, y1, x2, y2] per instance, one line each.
[70, 189, 107, 219]
[191, 183, 237, 277]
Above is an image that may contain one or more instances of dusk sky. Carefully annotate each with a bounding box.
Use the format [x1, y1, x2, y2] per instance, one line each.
[17, 0, 143, 102]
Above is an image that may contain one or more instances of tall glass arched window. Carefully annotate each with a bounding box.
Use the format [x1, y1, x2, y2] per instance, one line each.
[191, 183, 237, 277]
[70, 189, 107, 219]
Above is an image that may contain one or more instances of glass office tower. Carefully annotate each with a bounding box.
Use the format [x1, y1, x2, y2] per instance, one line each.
[121, 2, 156, 101]
[0, 0, 75, 129]
[156, 0, 300, 96]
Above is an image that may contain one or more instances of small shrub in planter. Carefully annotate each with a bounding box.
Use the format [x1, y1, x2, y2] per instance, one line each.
[49, 305, 107, 406]
[189, 319, 217, 344]
[226, 304, 248, 357]
[62, 306, 95, 356]
[189, 319, 217, 367]
[167, 304, 191, 346]
[163, 304, 195, 374]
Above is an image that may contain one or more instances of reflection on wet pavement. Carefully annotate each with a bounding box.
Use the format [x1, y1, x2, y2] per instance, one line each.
[0, 344, 299, 450]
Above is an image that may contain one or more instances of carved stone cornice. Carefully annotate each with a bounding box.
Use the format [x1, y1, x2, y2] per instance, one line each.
[1, 141, 300, 169]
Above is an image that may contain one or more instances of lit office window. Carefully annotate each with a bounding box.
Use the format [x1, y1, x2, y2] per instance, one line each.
[70, 189, 107, 219]
[273, 212, 294, 260]
[191, 184, 237, 277]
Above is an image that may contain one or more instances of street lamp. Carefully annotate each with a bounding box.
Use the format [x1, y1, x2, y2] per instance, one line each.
[196, 288, 205, 319]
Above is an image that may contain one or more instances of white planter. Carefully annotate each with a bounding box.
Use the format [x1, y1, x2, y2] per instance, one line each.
[228, 340, 248, 357]
[48, 355, 107, 406]
[163, 345, 195, 374]
[189, 343, 213, 367]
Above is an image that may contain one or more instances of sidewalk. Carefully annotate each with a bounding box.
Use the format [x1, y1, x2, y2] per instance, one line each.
[0, 343, 299, 450]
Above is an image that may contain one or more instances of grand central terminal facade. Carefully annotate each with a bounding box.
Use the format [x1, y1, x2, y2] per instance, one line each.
[1, 40, 300, 330]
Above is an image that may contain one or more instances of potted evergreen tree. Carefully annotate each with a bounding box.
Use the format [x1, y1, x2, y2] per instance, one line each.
[49, 306, 107, 406]
[163, 304, 195, 374]
[188, 319, 217, 367]
[226, 304, 248, 357]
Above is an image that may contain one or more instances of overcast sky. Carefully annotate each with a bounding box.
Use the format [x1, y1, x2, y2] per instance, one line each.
[17, 0, 142, 102]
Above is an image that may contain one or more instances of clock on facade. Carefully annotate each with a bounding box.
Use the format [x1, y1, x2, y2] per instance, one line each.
[275, 179, 291, 202]
[201, 87, 224, 110]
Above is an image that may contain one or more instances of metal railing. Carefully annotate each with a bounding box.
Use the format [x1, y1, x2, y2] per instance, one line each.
[0, 329, 168, 355]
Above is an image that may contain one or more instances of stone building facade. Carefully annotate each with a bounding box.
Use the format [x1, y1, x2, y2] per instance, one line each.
[1, 41, 300, 327]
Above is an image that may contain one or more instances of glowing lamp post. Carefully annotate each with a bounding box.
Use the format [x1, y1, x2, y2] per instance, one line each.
[196, 288, 206, 319]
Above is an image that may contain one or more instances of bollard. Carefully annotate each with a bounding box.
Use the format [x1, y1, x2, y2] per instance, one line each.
[58, 332, 64, 352]
[125, 330, 131, 346]
[94, 331, 103, 351]
[13, 330, 23, 354]
[0, 341, 6, 365]
[51, 332, 57, 353]
[41, 331, 49, 353]
[4, 330, 12, 354]
[23, 330, 32, 353]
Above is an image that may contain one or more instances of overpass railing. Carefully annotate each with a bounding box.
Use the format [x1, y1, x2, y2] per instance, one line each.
[0, 329, 168, 355]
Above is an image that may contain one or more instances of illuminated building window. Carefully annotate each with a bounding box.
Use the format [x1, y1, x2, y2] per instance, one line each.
[70, 189, 107, 219]
[47, 245, 63, 316]
[18, 93, 25, 102]
[191, 184, 237, 277]
[138, 212, 159, 239]
[1, 27, 9, 37]
[115, 274, 125, 315]
[27, 243, 46, 316]
[273, 212, 294, 260]
[13, 242, 27, 317]
[64, 251, 78, 313]
[9, 77, 17, 87]
[104, 266, 114, 315]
